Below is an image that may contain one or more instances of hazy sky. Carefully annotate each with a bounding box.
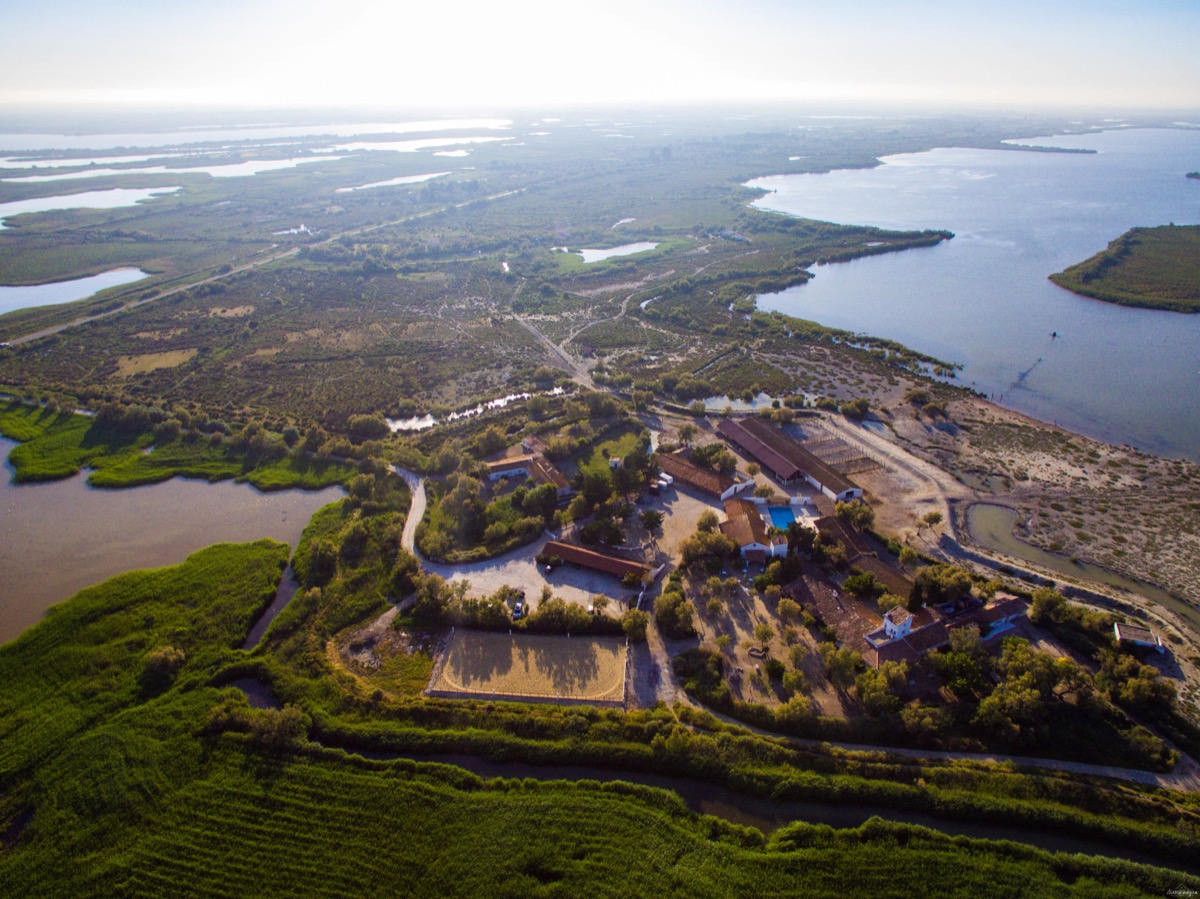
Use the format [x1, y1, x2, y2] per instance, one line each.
[2, 0, 1197, 111]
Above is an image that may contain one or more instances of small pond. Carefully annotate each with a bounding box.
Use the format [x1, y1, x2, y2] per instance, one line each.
[0, 268, 148, 317]
[702, 393, 775, 412]
[576, 242, 659, 263]
[336, 172, 449, 192]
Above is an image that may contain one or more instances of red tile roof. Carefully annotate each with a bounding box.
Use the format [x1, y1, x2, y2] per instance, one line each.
[720, 416, 858, 496]
[542, 541, 650, 581]
[655, 451, 737, 498]
[815, 516, 874, 560]
[717, 418, 801, 481]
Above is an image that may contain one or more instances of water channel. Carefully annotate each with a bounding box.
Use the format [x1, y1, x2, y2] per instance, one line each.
[316, 747, 1194, 873]
[0, 435, 342, 645]
[751, 128, 1200, 462]
[965, 502, 1200, 633]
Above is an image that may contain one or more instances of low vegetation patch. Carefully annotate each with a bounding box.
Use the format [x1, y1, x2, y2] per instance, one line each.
[1050, 225, 1200, 312]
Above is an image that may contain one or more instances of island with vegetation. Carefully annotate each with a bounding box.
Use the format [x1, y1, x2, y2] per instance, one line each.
[1049, 224, 1200, 312]
[2, 109, 1199, 893]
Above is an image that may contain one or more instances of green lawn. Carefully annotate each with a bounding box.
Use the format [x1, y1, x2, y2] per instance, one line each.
[578, 426, 644, 480]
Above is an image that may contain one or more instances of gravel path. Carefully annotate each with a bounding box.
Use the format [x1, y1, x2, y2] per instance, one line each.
[392, 465, 634, 610]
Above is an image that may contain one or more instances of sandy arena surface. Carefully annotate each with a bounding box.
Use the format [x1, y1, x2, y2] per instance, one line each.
[430, 629, 627, 704]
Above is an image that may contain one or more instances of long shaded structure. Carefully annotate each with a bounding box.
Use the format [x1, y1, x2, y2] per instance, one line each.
[718, 417, 862, 502]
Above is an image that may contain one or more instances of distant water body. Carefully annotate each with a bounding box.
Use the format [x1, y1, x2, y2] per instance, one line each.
[750, 128, 1200, 461]
[0, 268, 147, 317]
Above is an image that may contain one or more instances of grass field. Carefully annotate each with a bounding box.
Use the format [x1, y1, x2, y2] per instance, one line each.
[431, 630, 627, 705]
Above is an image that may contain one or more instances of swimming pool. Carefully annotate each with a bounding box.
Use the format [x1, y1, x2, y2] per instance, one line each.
[766, 506, 797, 530]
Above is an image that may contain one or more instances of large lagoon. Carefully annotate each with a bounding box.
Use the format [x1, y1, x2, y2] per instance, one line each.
[750, 128, 1200, 461]
[0, 436, 342, 644]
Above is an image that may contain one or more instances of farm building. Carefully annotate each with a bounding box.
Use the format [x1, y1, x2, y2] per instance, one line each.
[862, 597, 1027, 668]
[1113, 622, 1165, 653]
[812, 517, 916, 600]
[717, 417, 862, 502]
[720, 498, 788, 562]
[542, 540, 653, 583]
[654, 451, 753, 501]
[485, 452, 574, 501]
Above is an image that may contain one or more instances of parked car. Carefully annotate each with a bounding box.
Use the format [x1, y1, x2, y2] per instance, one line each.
[512, 601, 524, 620]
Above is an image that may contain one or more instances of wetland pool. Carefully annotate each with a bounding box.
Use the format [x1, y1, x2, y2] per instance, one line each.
[0, 268, 148, 317]
[0, 186, 180, 229]
[965, 502, 1200, 632]
[0, 436, 342, 645]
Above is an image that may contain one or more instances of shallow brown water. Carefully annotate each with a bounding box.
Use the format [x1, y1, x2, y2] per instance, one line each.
[0, 436, 342, 644]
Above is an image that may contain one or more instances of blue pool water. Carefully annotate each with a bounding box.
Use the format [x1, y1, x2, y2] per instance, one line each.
[767, 506, 797, 530]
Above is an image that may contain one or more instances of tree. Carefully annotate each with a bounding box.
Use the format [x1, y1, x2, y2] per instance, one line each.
[678, 423, 698, 446]
[777, 598, 801, 623]
[655, 589, 696, 638]
[855, 660, 907, 715]
[753, 621, 775, 650]
[948, 623, 985, 660]
[697, 510, 720, 532]
[898, 545, 919, 570]
[472, 425, 507, 458]
[1096, 650, 1176, 715]
[835, 500, 875, 532]
[679, 529, 737, 567]
[818, 641, 862, 687]
[911, 563, 973, 609]
[1028, 587, 1065, 624]
[140, 645, 187, 696]
[622, 608, 649, 642]
[919, 510, 943, 535]
[933, 651, 985, 696]
[592, 595, 610, 615]
[691, 443, 736, 474]
[639, 509, 664, 534]
[841, 398, 870, 419]
[581, 469, 614, 508]
[528, 597, 590, 633]
[843, 571, 882, 600]
[347, 413, 390, 441]
[746, 462, 760, 477]
[776, 693, 811, 725]
[901, 702, 949, 744]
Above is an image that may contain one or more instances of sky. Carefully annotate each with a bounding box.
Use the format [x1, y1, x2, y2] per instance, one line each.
[1, 0, 1198, 112]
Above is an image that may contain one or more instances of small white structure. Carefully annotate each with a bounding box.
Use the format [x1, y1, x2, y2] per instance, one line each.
[881, 606, 914, 640]
[1113, 622, 1165, 653]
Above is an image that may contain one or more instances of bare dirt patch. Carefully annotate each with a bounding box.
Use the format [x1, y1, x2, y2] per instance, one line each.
[430, 629, 627, 705]
[114, 349, 197, 376]
[207, 305, 255, 318]
[330, 607, 439, 697]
